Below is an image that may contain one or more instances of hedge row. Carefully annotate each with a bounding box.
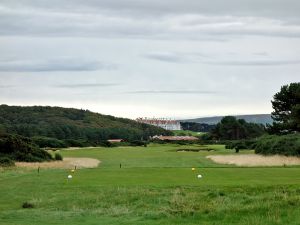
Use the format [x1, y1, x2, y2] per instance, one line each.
[225, 140, 257, 150]
[224, 134, 300, 156]
[255, 134, 300, 156]
[31, 136, 148, 148]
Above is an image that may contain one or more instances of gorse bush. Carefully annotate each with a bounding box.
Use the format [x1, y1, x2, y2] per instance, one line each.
[33, 137, 115, 148]
[225, 140, 257, 150]
[32, 136, 67, 148]
[128, 140, 148, 147]
[98, 140, 113, 147]
[0, 157, 15, 167]
[0, 134, 52, 162]
[63, 139, 91, 147]
[54, 153, 63, 161]
[22, 202, 34, 209]
[255, 134, 300, 156]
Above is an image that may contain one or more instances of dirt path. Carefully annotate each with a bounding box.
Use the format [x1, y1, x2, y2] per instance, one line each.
[16, 157, 100, 169]
[207, 154, 300, 166]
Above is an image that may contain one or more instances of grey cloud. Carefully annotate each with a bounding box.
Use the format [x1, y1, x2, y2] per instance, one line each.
[1, 2, 300, 39]
[125, 90, 217, 94]
[143, 51, 214, 63]
[0, 58, 117, 72]
[56, 83, 120, 88]
[143, 51, 300, 66]
[0, 85, 15, 88]
[0, 1, 299, 119]
[143, 52, 186, 63]
[2, 0, 300, 19]
[253, 52, 269, 56]
[203, 59, 300, 66]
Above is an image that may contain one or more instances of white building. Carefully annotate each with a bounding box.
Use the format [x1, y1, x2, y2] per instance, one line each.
[136, 118, 181, 130]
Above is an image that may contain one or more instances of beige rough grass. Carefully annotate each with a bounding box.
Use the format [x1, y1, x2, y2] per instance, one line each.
[207, 154, 300, 167]
[16, 157, 100, 169]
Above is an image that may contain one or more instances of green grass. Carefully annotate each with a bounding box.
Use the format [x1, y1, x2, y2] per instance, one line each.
[1, 144, 300, 225]
[59, 144, 238, 168]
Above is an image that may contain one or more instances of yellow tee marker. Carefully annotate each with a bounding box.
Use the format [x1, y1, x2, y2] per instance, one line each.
[192, 168, 196, 171]
[71, 169, 75, 173]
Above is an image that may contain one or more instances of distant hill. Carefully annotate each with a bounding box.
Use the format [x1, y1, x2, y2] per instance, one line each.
[182, 114, 273, 125]
[0, 105, 171, 142]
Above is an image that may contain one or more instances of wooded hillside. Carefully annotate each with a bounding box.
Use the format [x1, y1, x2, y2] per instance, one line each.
[0, 105, 171, 143]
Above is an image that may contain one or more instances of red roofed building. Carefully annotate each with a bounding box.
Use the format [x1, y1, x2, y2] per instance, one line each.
[136, 117, 181, 130]
[151, 135, 198, 141]
[107, 139, 125, 143]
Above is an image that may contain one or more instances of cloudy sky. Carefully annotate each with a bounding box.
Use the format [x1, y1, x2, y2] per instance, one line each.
[0, 0, 299, 119]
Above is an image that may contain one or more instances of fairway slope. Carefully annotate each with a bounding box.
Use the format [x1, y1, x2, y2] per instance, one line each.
[1, 145, 300, 225]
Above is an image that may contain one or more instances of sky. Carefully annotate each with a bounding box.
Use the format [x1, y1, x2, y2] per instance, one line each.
[0, 0, 299, 119]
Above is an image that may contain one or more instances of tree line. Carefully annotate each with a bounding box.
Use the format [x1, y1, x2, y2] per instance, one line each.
[0, 105, 172, 145]
[211, 82, 300, 156]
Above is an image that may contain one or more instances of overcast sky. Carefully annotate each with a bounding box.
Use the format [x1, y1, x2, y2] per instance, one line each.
[0, 0, 299, 119]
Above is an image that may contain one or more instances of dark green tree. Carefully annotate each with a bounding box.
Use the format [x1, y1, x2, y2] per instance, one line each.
[270, 83, 300, 134]
[0, 105, 172, 146]
[0, 134, 52, 162]
[211, 116, 265, 140]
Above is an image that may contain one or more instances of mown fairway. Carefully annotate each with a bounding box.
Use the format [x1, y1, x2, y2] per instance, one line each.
[1, 144, 300, 225]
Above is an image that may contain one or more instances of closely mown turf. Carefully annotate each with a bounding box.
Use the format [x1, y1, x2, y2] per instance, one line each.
[59, 144, 251, 168]
[0, 144, 299, 225]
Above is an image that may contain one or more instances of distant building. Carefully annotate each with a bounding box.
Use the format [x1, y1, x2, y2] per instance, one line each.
[151, 135, 198, 141]
[107, 139, 124, 143]
[136, 117, 181, 130]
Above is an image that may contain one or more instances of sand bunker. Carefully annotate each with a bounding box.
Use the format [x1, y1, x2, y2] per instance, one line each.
[207, 154, 300, 166]
[16, 157, 100, 169]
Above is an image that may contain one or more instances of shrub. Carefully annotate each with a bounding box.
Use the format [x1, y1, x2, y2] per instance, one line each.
[32, 136, 67, 148]
[22, 202, 34, 209]
[98, 140, 113, 147]
[129, 140, 148, 147]
[0, 134, 52, 162]
[225, 140, 256, 150]
[63, 139, 90, 147]
[255, 134, 300, 156]
[54, 153, 63, 161]
[0, 157, 15, 167]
